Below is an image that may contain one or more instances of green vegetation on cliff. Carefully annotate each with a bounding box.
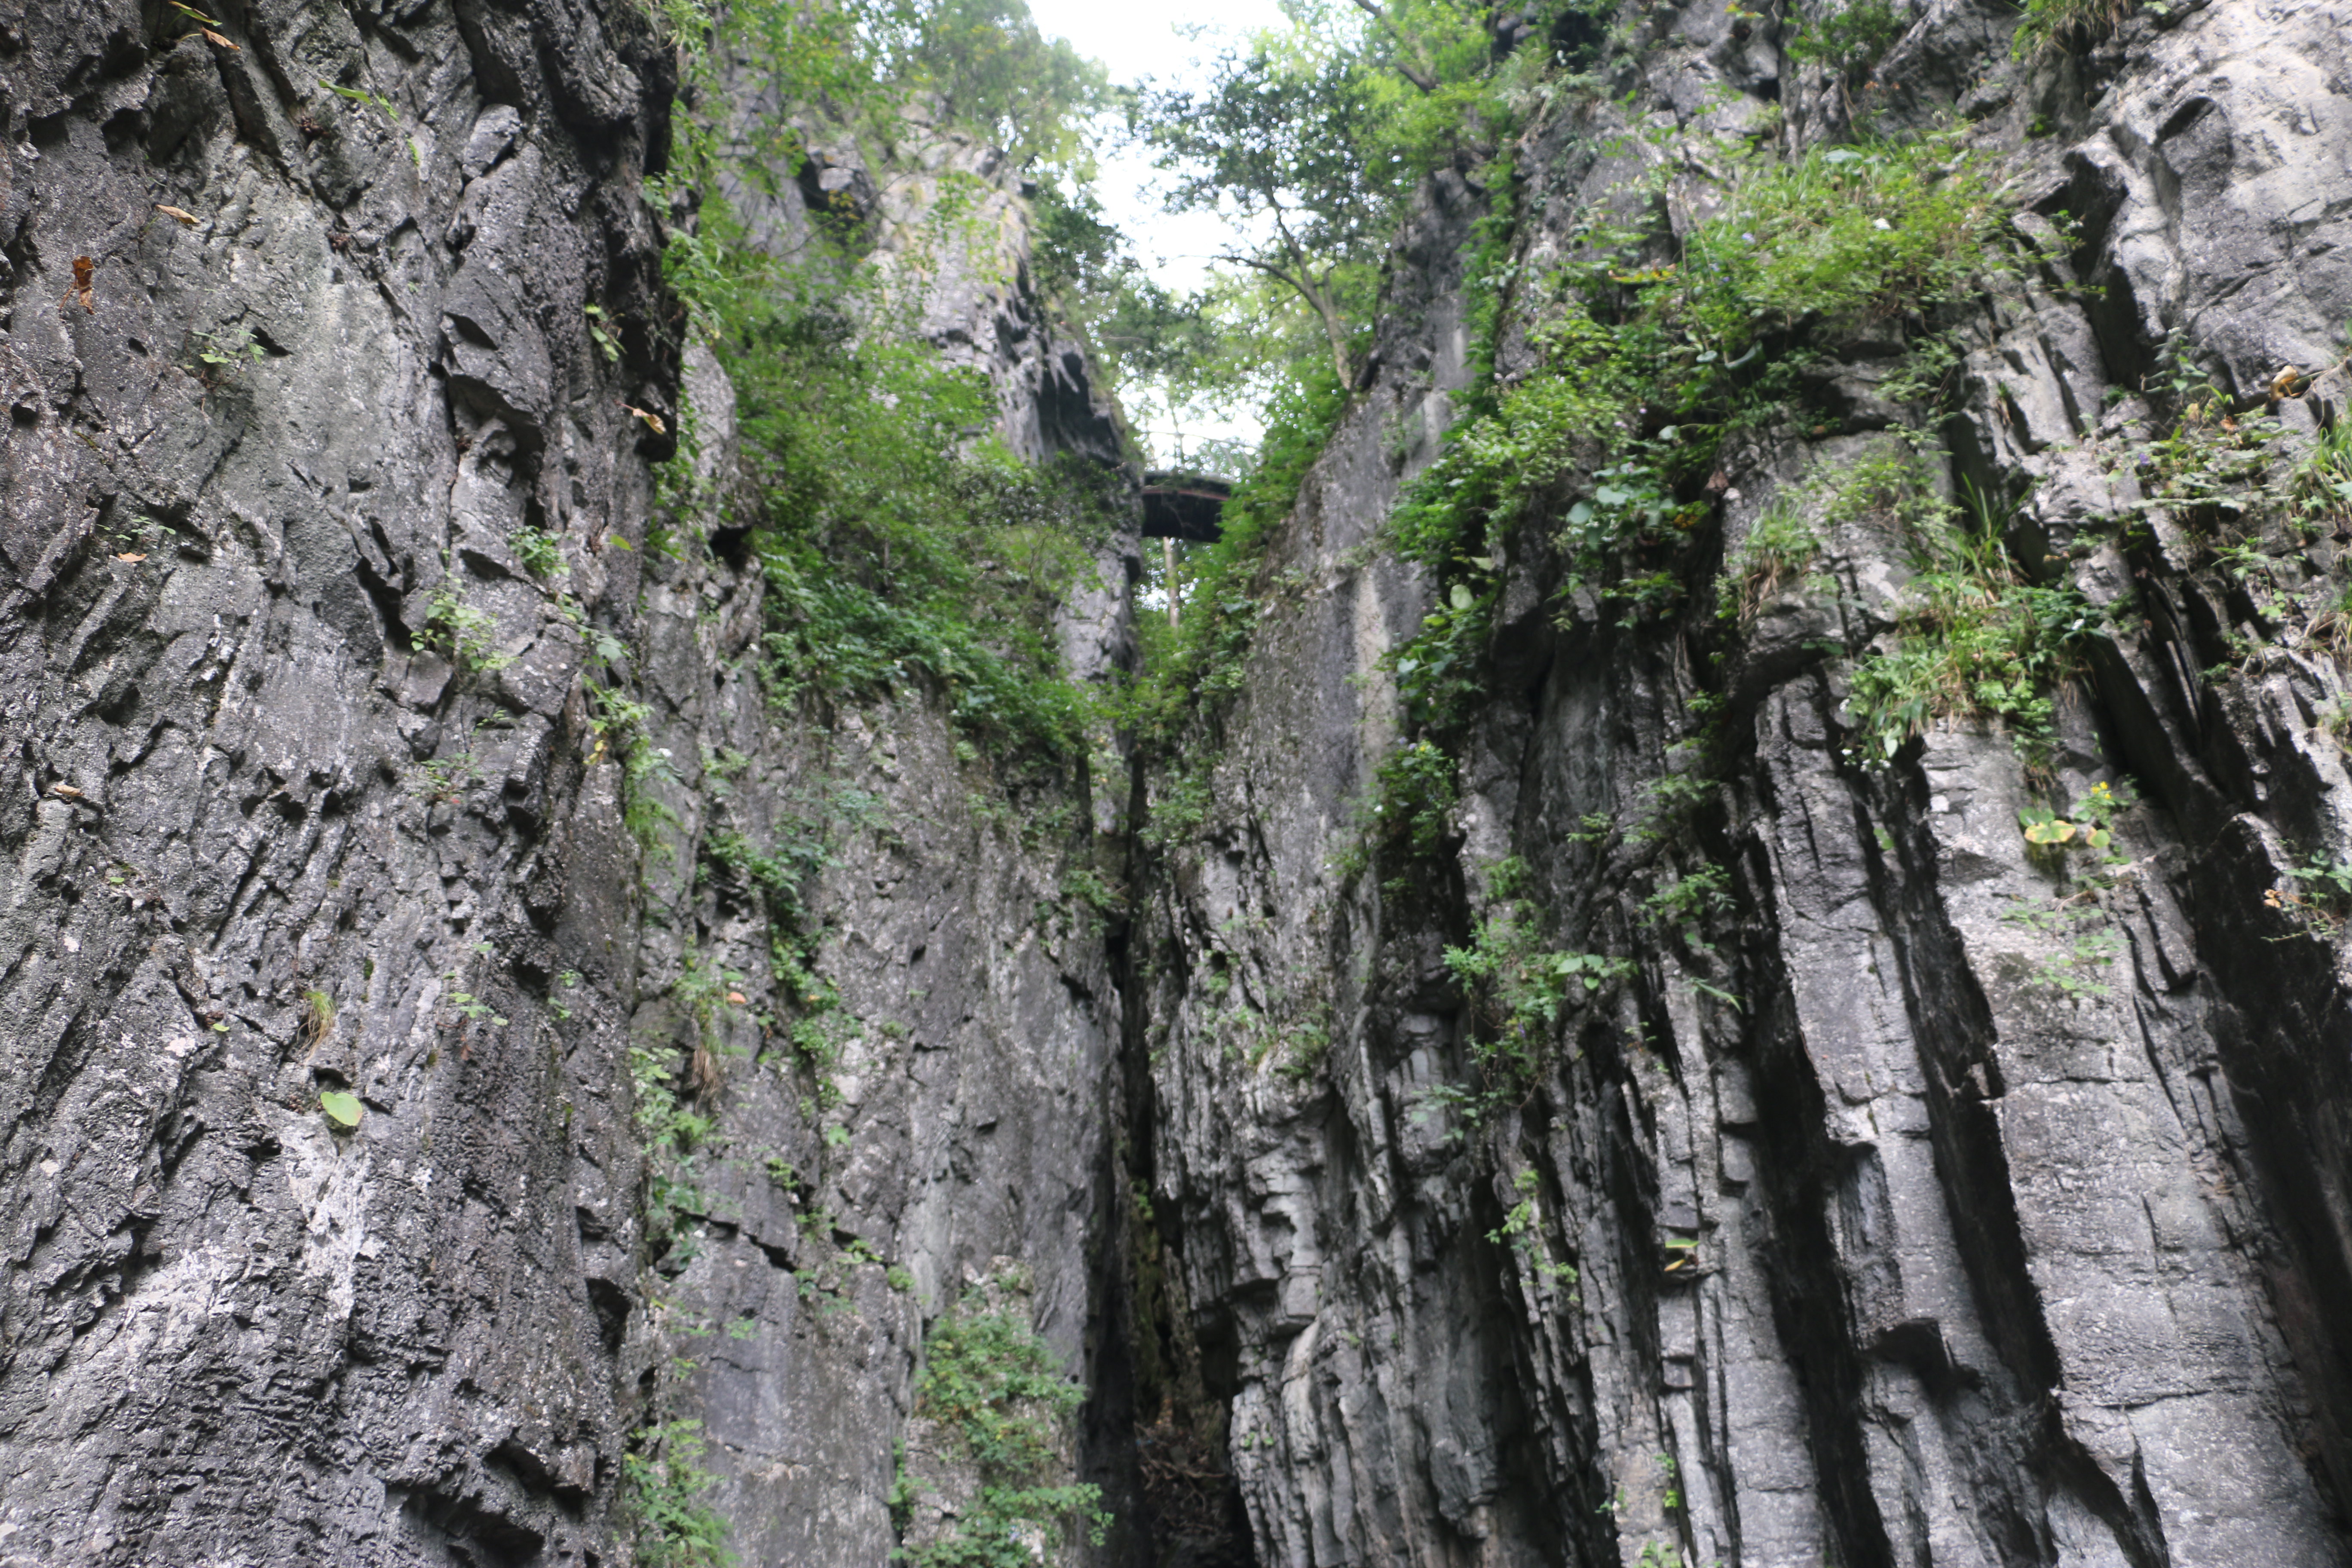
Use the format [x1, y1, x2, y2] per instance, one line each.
[894, 1289, 1109, 1565]
[651, 0, 1129, 779]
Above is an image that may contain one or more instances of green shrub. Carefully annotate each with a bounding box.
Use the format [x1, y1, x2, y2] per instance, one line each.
[422, 579, 511, 672]
[1679, 134, 2008, 344]
[1640, 862, 1733, 929]
[652, 148, 1121, 781]
[741, 368, 1110, 767]
[510, 525, 566, 579]
[624, 1420, 733, 1568]
[1785, 0, 1904, 77]
[1390, 582, 1494, 736]
[896, 1294, 1109, 1567]
[1381, 133, 2008, 720]
[1348, 737, 1460, 875]
[1444, 859, 1631, 1099]
[1349, 133, 2014, 891]
[2012, 0, 2135, 59]
[1843, 475, 2103, 765]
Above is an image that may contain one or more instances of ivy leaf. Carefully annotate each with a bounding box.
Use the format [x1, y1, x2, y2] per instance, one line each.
[320, 1090, 364, 1129]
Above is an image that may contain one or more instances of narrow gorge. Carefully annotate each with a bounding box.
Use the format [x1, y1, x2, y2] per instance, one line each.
[3, 0, 2351, 1565]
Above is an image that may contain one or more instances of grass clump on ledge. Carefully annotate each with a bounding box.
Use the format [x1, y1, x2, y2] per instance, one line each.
[1356, 131, 2012, 852]
[1720, 444, 1955, 626]
[2012, 0, 2138, 59]
[1841, 463, 2104, 766]
[1389, 130, 2010, 661]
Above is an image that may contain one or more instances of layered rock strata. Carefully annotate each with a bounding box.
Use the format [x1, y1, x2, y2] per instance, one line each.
[0, 0, 671, 1559]
[1127, 3, 2352, 1565]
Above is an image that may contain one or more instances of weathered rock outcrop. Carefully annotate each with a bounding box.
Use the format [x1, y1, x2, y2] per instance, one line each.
[619, 340, 1135, 1565]
[1126, 3, 2352, 1565]
[0, 0, 1136, 1558]
[0, 0, 684, 1560]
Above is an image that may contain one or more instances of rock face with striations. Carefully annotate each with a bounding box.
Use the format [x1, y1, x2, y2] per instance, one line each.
[1127, 2, 2352, 1565]
[7, 0, 2352, 1565]
[0, 0, 1136, 1559]
[0, 0, 678, 1559]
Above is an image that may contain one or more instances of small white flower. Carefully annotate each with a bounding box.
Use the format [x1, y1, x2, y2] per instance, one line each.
[1872, 218, 1892, 231]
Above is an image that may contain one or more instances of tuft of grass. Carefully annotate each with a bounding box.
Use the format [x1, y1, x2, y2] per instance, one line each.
[1841, 462, 2103, 766]
[1721, 445, 1959, 626]
[2012, 0, 2136, 58]
[1721, 496, 1823, 628]
[299, 988, 336, 1051]
[2294, 416, 2352, 533]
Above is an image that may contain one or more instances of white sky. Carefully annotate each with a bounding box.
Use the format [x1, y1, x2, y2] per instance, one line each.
[1023, 0, 1286, 464]
[1024, 0, 1272, 295]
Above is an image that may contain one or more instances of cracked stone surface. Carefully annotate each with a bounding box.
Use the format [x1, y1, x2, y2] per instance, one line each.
[1124, 3, 2352, 1566]
[0, 0, 675, 1559]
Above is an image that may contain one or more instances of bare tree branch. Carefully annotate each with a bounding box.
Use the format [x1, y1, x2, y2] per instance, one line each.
[1228, 254, 1355, 386]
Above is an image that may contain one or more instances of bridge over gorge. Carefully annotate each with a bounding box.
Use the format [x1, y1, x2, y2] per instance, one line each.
[1140, 471, 1229, 542]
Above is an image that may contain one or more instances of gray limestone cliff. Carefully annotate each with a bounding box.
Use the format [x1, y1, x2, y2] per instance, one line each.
[6, 0, 2352, 1566]
[0, 0, 1136, 1559]
[1126, 3, 2352, 1566]
[0, 0, 678, 1559]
